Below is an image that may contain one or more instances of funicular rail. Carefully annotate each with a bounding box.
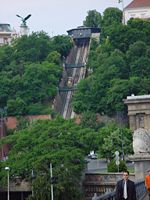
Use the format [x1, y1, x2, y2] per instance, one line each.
[56, 41, 89, 118]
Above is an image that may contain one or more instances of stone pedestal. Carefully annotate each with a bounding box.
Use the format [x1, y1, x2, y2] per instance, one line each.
[124, 95, 150, 181]
[130, 154, 150, 181]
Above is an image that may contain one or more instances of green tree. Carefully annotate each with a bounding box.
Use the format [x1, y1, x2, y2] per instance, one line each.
[0, 72, 12, 106]
[73, 14, 150, 116]
[46, 51, 61, 65]
[130, 57, 150, 78]
[83, 10, 102, 28]
[22, 62, 61, 104]
[0, 31, 73, 116]
[126, 41, 147, 64]
[0, 117, 98, 200]
[7, 97, 27, 116]
[127, 18, 150, 46]
[102, 7, 122, 27]
[50, 35, 73, 58]
[80, 111, 104, 131]
[99, 123, 133, 160]
[0, 60, 62, 115]
[12, 32, 52, 62]
[0, 45, 14, 71]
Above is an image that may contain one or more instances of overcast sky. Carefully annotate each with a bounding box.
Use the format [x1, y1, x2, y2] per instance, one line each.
[1, 0, 131, 36]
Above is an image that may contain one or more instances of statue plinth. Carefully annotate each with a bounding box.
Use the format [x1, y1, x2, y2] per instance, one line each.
[124, 95, 150, 181]
[130, 153, 150, 181]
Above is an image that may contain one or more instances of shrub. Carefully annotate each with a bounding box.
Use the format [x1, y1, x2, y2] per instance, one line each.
[107, 159, 127, 172]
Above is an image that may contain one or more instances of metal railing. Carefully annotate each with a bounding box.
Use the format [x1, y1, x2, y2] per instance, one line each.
[92, 181, 146, 200]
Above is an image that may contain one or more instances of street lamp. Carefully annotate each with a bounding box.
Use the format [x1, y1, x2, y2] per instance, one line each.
[5, 166, 10, 200]
[50, 163, 54, 200]
[31, 169, 35, 197]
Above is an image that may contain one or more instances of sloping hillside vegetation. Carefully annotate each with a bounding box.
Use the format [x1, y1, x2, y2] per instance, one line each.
[0, 8, 140, 200]
[73, 8, 150, 116]
[0, 32, 73, 115]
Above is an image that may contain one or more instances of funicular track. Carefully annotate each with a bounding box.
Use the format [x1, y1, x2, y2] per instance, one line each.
[54, 41, 89, 119]
[54, 27, 100, 119]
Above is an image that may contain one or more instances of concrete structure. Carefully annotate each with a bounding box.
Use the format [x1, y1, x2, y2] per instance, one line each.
[124, 94, 150, 181]
[124, 0, 150, 24]
[0, 24, 17, 45]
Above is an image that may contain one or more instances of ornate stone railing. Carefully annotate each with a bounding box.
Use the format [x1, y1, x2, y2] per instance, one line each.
[83, 172, 135, 199]
[92, 181, 146, 200]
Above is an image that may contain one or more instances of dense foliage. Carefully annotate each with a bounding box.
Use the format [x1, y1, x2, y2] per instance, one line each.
[0, 32, 73, 115]
[0, 117, 97, 199]
[0, 117, 133, 199]
[73, 9, 150, 116]
[0, 7, 143, 199]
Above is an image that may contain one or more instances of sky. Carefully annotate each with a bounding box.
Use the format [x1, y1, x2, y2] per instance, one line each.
[1, 0, 132, 36]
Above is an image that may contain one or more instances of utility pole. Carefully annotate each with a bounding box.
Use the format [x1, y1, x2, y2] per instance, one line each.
[50, 163, 54, 200]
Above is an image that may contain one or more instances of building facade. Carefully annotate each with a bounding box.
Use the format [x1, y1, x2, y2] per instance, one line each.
[124, 0, 150, 24]
[0, 24, 17, 45]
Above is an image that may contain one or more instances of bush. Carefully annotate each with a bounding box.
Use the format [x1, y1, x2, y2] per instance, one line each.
[107, 159, 127, 172]
[27, 103, 52, 115]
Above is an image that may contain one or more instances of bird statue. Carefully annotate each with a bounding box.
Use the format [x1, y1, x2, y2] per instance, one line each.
[16, 14, 31, 26]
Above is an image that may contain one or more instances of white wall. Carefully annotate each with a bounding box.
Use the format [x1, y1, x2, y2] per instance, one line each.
[124, 7, 150, 24]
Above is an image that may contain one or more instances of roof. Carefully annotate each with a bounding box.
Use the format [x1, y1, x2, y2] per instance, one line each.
[67, 26, 100, 33]
[0, 24, 11, 32]
[125, 0, 150, 9]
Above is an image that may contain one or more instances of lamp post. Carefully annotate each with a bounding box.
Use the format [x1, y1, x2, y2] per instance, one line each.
[5, 166, 10, 200]
[50, 163, 54, 200]
[31, 170, 35, 197]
